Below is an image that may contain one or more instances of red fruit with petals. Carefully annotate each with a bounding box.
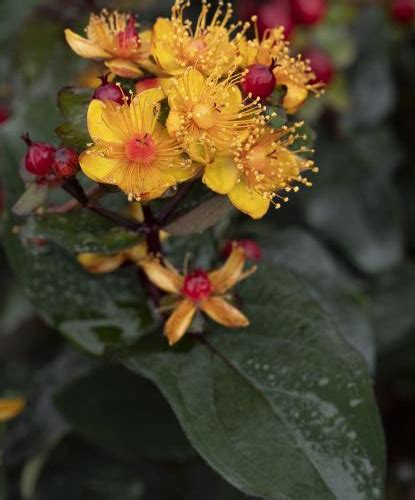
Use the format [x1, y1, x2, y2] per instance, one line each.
[52, 147, 79, 178]
[257, 1, 295, 39]
[391, 0, 415, 23]
[223, 240, 262, 262]
[303, 48, 334, 85]
[290, 0, 326, 25]
[241, 64, 276, 99]
[92, 75, 124, 104]
[182, 270, 212, 301]
[22, 134, 56, 176]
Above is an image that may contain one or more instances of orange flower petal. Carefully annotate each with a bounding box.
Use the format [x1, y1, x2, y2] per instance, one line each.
[64, 29, 110, 59]
[209, 246, 246, 294]
[77, 253, 126, 274]
[201, 297, 249, 328]
[0, 397, 25, 422]
[140, 259, 183, 294]
[165, 299, 197, 345]
[105, 59, 143, 79]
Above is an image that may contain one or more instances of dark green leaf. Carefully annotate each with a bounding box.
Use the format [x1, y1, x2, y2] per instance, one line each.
[56, 87, 92, 149]
[12, 183, 49, 216]
[23, 211, 143, 254]
[123, 265, 385, 500]
[55, 365, 194, 462]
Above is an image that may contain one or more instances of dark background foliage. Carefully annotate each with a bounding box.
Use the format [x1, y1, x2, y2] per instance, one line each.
[0, 0, 415, 498]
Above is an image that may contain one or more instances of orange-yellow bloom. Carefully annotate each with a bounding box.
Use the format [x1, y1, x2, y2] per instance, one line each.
[65, 10, 156, 78]
[165, 68, 265, 163]
[140, 246, 255, 345]
[152, 0, 249, 77]
[0, 397, 25, 422]
[238, 26, 322, 114]
[203, 124, 318, 219]
[78, 242, 148, 274]
[79, 90, 199, 201]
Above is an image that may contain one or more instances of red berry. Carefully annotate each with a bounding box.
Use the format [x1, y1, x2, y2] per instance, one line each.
[52, 147, 79, 178]
[303, 48, 334, 85]
[391, 0, 415, 23]
[22, 134, 56, 176]
[92, 75, 124, 104]
[241, 64, 276, 99]
[257, 1, 295, 39]
[182, 270, 212, 301]
[223, 240, 262, 262]
[0, 106, 10, 125]
[290, 0, 326, 25]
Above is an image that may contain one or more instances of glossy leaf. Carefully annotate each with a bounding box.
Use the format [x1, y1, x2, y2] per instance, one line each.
[56, 87, 92, 150]
[123, 265, 385, 500]
[24, 211, 143, 254]
[55, 365, 194, 462]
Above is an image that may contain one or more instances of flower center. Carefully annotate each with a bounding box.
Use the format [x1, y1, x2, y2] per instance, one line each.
[182, 269, 212, 301]
[125, 133, 156, 163]
[192, 104, 216, 129]
[182, 38, 208, 61]
[116, 16, 140, 53]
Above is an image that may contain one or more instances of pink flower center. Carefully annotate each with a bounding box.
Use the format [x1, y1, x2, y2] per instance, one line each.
[116, 16, 140, 53]
[125, 133, 156, 163]
[182, 269, 212, 301]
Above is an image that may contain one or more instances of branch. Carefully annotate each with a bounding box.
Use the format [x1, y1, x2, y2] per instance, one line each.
[61, 179, 148, 234]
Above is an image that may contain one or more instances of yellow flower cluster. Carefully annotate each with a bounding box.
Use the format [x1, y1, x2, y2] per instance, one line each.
[65, 0, 321, 219]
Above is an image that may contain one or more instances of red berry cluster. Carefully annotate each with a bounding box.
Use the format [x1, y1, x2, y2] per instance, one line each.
[92, 74, 124, 104]
[391, 0, 415, 23]
[22, 134, 79, 180]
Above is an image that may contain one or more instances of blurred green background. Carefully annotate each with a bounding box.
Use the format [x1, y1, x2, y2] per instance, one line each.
[1, 0, 415, 498]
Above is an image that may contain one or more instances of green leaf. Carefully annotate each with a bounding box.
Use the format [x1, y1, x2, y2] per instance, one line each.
[164, 196, 233, 236]
[122, 265, 385, 500]
[56, 87, 92, 149]
[54, 365, 194, 462]
[12, 183, 49, 216]
[23, 211, 143, 254]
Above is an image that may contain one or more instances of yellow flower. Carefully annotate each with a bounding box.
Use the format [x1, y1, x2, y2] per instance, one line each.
[165, 68, 265, 163]
[238, 26, 322, 114]
[0, 397, 25, 422]
[152, 0, 249, 77]
[140, 246, 255, 345]
[79, 90, 199, 201]
[202, 124, 318, 219]
[65, 10, 157, 78]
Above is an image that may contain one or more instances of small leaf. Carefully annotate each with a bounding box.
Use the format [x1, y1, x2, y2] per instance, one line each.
[56, 87, 92, 149]
[164, 195, 233, 236]
[54, 365, 194, 462]
[12, 183, 49, 216]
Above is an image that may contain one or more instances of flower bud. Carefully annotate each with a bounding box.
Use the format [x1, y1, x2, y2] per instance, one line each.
[257, 1, 295, 39]
[52, 147, 79, 178]
[21, 134, 56, 176]
[223, 240, 262, 262]
[391, 0, 415, 23]
[303, 48, 334, 85]
[290, 0, 326, 25]
[92, 74, 124, 104]
[241, 64, 276, 99]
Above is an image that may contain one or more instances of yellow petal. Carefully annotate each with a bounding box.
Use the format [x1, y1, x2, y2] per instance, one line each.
[126, 243, 148, 263]
[87, 99, 125, 144]
[183, 137, 213, 164]
[79, 149, 122, 184]
[202, 156, 239, 195]
[167, 163, 201, 183]
[77, 252, 126, 274]
[64, 29, 110, 59]
[136, 87, 165, 104]
[224, 85, 243, 114]
[165, 299, 197, 345]
[152, 19, 181, 74]
[105, 59, 143, 78]
[201, 297, 249, 328]
[0, 397, 25, 422]
[280, 81, 309, 114]
[228, 180, 270, 219]
[166, 110, 183, 136]
[140, 259, 183, 293]
[209, 246, 245, 294]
